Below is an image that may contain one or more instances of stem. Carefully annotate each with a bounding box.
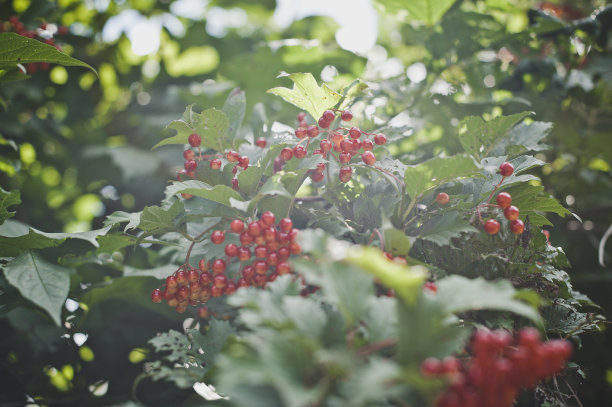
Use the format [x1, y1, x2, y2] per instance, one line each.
[357, 338, 397, 357]
[373, 166, 405, 188]
[184, 220, 224, 265]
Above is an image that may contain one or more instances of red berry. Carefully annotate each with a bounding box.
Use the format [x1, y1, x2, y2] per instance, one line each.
[341, 110, 353, 122]
[151, 289, 163, 303]
[226, 150, 240, 162]
[254, 260, 268, 274]
[319, 139, 332, 152]
[518, 327, 541, 349]
[276, 261, 291, 275]
[184, 160, 197, 172]
[297, 112, 307, 122]
[339, 166, 352, 183]
[224, 243, 239, 257]
[242, 265, 255, 280]
[188, 133, 201, 147]
[239, 231, 253, 246]
[212, 259, 226, 274]
[199, 270, 212, 286]
[210, 158, 222, 170]
[279, 218, 293, 233]
[361, 139, 374, 151]
[176, 271, 188, 286]
[261, 211, 276, 226]
[423, 281, 437, 293]
[361, 151, 376, 166]
[255, 137, 267, 148]
[374, 133, 387, 145]
[230, 219, 245, 233]
[307, 125, 319, 138]
[504, 205, 520, 221]
[247, 221, 262, 237]
[238, 156, 249, 169]
[183, 150, 195, 160]
[499, 161, 514, 177]
[255, 245, 268, 259]
[318, 116, 332, 129]
[211, 285, 224, 297]
[211, 230, 225, 244]
[237, 278, 250, 288]
[289, 242, 302, 255]
[188, 268, 200, 283]
[213, 274, 227, 288]
[436, 192, 450, 205]
[231, 178, 239, 190]
[349, 127, 361, 139]
[293, 145, 307, 158]
[197, 307, 209, 319]
[295, 127, 307, 139]
[322, 109, 335, 122]
[267, 252, 279, 266]
[484, 219, 500, 235]
[225, 281, 237, 295]
[339, 152, 352, 164]
[509, 219, 525, 234]
[198, 259, 209, 273]
[496, 192, 512, 209]
[166, 275, 178, 288]
[311, 170, 324, 182]
[420, 357, 442, 376]
[280, 147, 293, 161]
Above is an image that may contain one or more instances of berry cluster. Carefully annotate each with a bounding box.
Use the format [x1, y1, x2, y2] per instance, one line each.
[421, 328, 572, 407]
[274, 110, 387, 183]
[151, 212, 301, 314]
[178, 132, 253, 192]
[479, 162, 524, 236]
[1, 16, 68, 74]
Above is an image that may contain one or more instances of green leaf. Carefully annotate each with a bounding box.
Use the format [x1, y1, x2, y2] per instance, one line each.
[192, 108, 231, 152]
[250, 102, 268, 140]
[3, 251, 70, 325]
[104, 211, 141, 232]
[404, 155, 478, 199]
[190, 319, 235, 368]
[0, 220, 110, 257]
[223, 88, 246, 142]
[495, 121, 552, 156]
[503, 183, 571, 225]
[124, 264, 178, 279]
[139, 200, 184, 234]
[436, 276, 543, 325]
[415, 212, 478, 246]
[152, 119, 193, 150]
[0, 32, 95, 73]
[267, 72, 342, 121]
[376, 0, 459, 25]
[165, 180, 244, 207]
[0, 188, 20, 225]
[458, 112, 532, 160]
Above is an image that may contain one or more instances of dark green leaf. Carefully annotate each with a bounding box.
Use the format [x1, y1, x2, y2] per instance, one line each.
[415, 212, 478, 246]
[0, 188, 20, 225]
[223, 88, 246, 142]
[404, 155, 479, 199]
[139, 200, 184, 234]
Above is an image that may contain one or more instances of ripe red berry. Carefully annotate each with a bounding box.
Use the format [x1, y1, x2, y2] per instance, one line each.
[211, 285, 224, 297]
[279, 218, 293, 232]
[247, 221, 262, 237]
[436, 192, 450, 205]
[361, 139, 374, 151]
[230, 219, 245, 233]
[166, 275, 178, 288]
[295, 127, 307, 139]
[211, 230, 225, 244]
[225, 281, 237, 295]
[188, 268, 200, 284]
[238, 156, 249, 169]
[509, 219, 525, 234]
[420, 357, 442, 376]
[267, 252, 279, 266]
[306, 125, 319, 138]
[341, 110, 353, 122]
[242, 265, 255, 280]
[254, 260, 268, 274]
[212, 259, 226, 274]
[484, 219, 501, 235]
[374, 133, 387, 145]
[183, 150, 195, 160]
[319, 139, 332, 152]
[260, 211, 276, 226]
[238, 246, 251, 262]
[293, 145, 307, 158]
[496, 192, 512, 209]
[198, 259, 209, 273]
[504, 205, 520, 221]
[339, 166, 353, 183]
[188, 133, 201, 147]
[197, 307, 209, 319]
[224, 243, 239, 257]
[499, 161, 514, 177]
[297, 112, 307, 122]
[423, 281, 437, 293]
[339, 152, 352, 164]
[239, 231, 253, 246]
[318, 116, 331, 129]
[361, 151, 376, 165]
[213, 273, 227, 288]
[226, 150, 240, 162]
[289, 242, 302, 255]
[276, 261, 291, 275]
[151, 288, 163, 303]
[254, 245, 268, 259]
[176, 270, 188, 286]
[321, 109, 335, 122]
[210, 158, 222, 170]
[237, 278, 250, 288]
[231, 178, 239, 190]
[255, 137, 267, 148]
[311, 170, 324, 182]
[280, 147, 293, 161]
[184, 160, 197, 172]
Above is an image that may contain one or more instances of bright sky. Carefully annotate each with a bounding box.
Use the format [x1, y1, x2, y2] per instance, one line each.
[101, 0, 378, 56]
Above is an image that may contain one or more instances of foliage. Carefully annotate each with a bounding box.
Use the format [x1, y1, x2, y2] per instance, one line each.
[0, 1, 611, 406]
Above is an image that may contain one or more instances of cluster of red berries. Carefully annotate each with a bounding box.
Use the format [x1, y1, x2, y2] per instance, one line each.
[421, 328, 572, 407]
[273, 110, 387, 183]
[151, 212, 301, 314]
[1, 16, 68, 74]
[482, 162, 525, 235]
